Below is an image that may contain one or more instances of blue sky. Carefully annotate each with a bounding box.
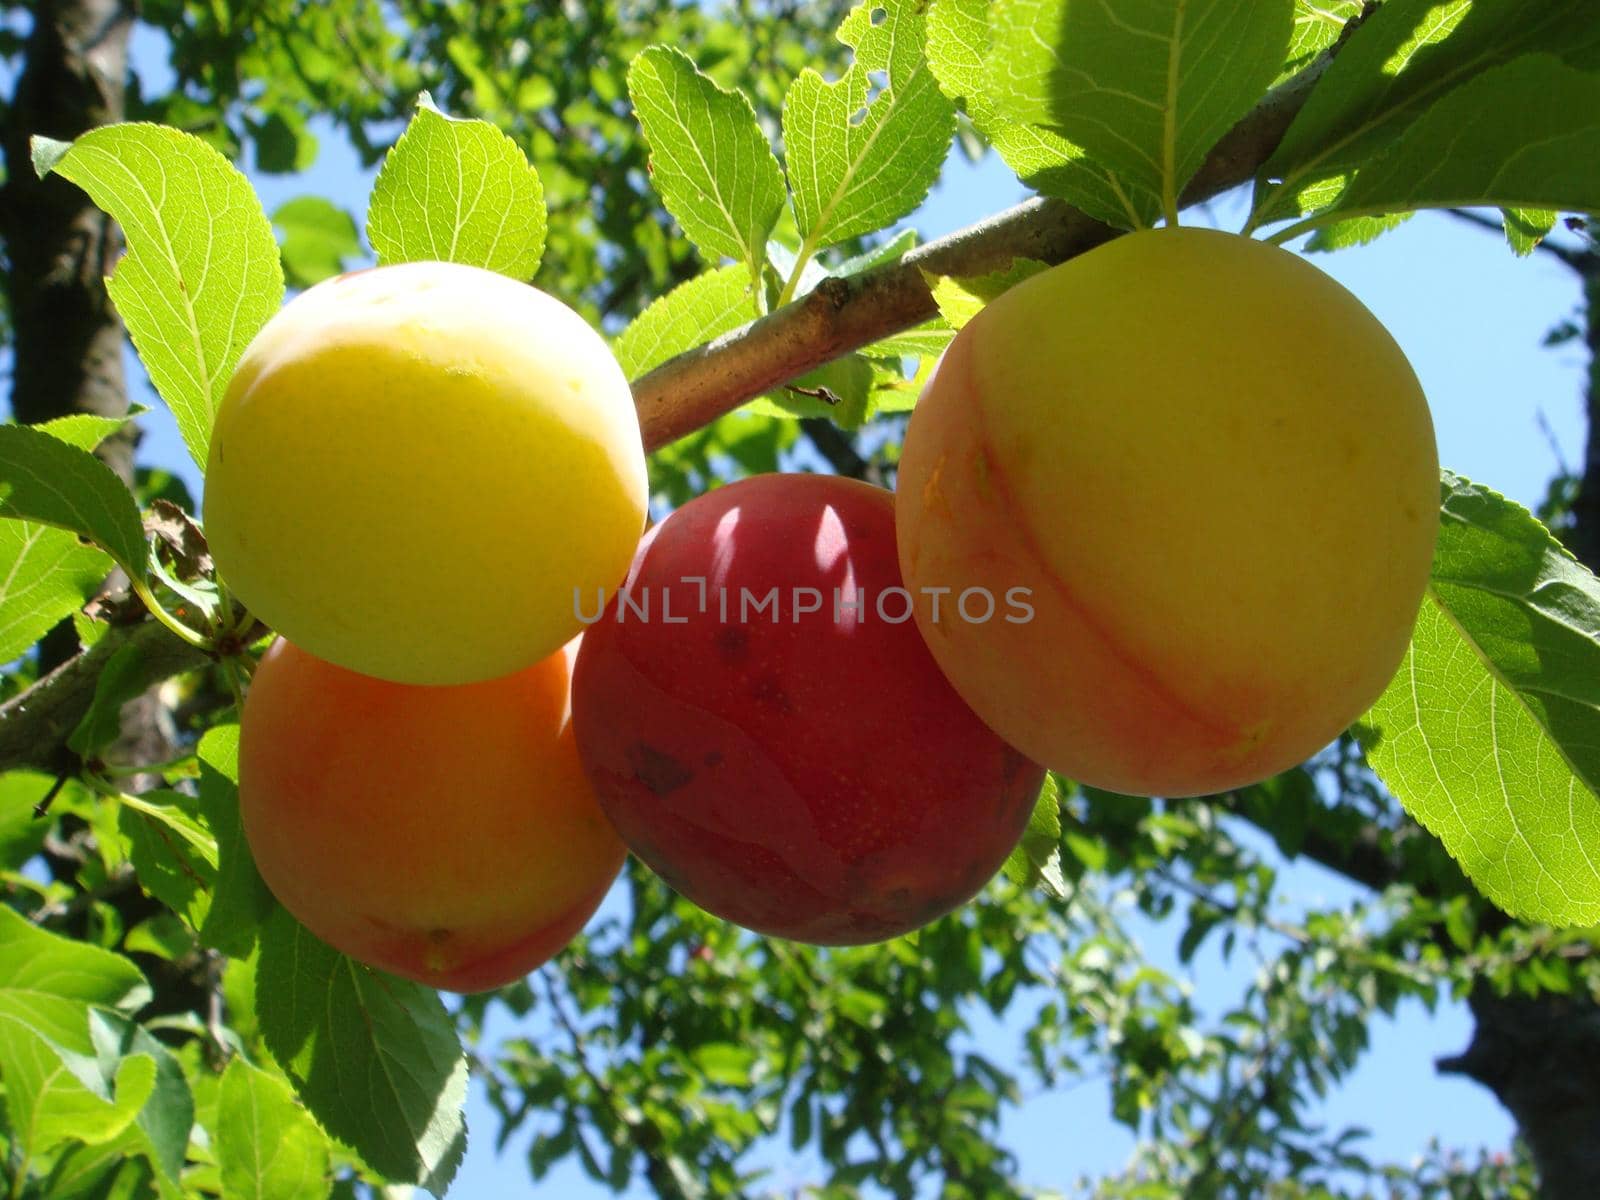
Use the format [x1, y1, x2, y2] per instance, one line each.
[37, 18, 1597, 1197]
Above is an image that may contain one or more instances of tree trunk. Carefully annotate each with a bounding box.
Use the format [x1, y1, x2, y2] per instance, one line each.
[0, 1, 202, 1020]
[0, 0, 173, 768]
[1439, 993, 1600, 1199]
[2, 0, 134, 473]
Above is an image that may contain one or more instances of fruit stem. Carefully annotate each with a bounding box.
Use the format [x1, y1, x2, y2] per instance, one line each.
[215, 574, 239, 633]
[221, 656, 248, 717]
[1262, 214, 1325, 246]
[129, 577, 211, 650]
[748, 256, 768, 318]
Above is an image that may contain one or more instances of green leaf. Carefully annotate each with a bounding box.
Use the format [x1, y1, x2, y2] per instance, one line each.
[39, 1129, 162, 1200]
[0, 903, 149, 1012]
[217, 1057, 333, 1200]
[1063, 830, 1108, 873]
[33, 412, 138, 455]
[613, 264, 755, 380]
[789, 1093, 814, 1152]
[272, 197, 362, 289]
[118, 789, 218, 932]
[628, 47, 786, 274]
[690, 1042, 758, 1088]
[1258, 0, 1600, 223]
[1280, 0, 1364, 85]
[1505, 207, 1558, 257]
[988, 0, 1295, 223]
[1303, 211, 1414, 253]
[88, 1013, 193, 1185]
[1233, 768, 1316, 859]
[250, 110, 317, 176]
[0, 913, 188, 1178]
[1360, 473, 1600, 927]
[927, 0, 1135, 227]
[1002, 775, 1068, 898]
[0, 772, 82, 870]
[367, 94, 547, 281]
[255, 906, 468, 1194]
[1176, 906, 1224, 964]
[833, 227, 918, 276]
[782, 0, 956, 253]
[0, 424, 145, 577]
[33, 124, 285, 470]
[124, 914, 197, 964]
[863, 320, 954, 360]
[0, 410, 140, 662]
[0, 520, 110, 666]
[196, 725, 275, 958]
[66, 642, 149, 758]
[1313, 58, 1600, 229]
[0, 1017, 156, 1166]
[925, 257, 1050, 331]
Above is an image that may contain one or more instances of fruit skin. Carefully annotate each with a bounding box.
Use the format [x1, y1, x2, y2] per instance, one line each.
[205, 261, 647, 686]
[571, 473, 1045, 945]
[238, 637, 625, 992]
[896, 227, 1440, 798]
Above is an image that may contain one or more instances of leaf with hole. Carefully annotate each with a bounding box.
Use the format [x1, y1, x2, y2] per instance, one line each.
[783, 0, 956, 253]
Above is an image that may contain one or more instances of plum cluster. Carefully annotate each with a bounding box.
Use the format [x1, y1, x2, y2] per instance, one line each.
[210, 229, 1438, 993]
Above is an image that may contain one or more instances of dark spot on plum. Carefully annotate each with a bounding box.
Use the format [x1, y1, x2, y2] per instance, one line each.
[704, 750, 724, 768]
[714, 626, 749, 659]
[628, 743, 693, 795]
[750, 671, 792, 713]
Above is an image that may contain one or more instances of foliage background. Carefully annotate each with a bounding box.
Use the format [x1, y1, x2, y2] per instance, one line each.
[3, 2, 1600, 1199]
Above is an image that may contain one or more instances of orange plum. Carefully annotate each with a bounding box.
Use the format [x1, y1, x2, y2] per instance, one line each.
[239, 637, 625, 992]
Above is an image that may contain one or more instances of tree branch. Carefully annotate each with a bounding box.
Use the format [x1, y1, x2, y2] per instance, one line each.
[542, 971, 695, 1200]
[0, 614, 213, 773]
[0, 45, 1344, 776]
[632, 54, 1336, 450]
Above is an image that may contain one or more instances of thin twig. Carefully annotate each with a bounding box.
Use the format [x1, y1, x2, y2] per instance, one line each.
[32, 772, 69, 818]
[542, 971, 693, 1200]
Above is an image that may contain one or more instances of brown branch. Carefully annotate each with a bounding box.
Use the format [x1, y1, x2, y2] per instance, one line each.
[631, 43, 1337, 451]
[0, 613, 214, 774]
[0, 44, 1347, 778]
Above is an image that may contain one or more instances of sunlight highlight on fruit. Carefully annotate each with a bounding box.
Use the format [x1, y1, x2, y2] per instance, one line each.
[896, 228, 1440, 797]
[572, 473, 1045, 944]
[205, 261, 647, 686]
